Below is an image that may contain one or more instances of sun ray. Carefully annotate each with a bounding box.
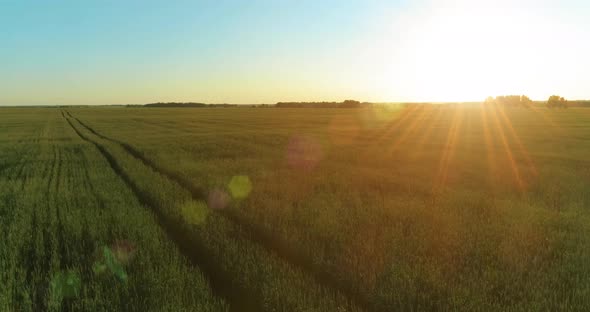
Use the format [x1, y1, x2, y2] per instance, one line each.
[385, 104, 431, 155]
[433, 106, 464, 192]
[373, 104, 421, 143]
[413, 105, 445, 157]
[496, 107, 538, 177]
[480, 105, 498, 187]
[488, 106, 525, 192]
[362, 104, 422, 160]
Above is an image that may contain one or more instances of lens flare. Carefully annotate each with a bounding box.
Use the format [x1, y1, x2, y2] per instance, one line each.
[181, 200, 209, 225]
[111, 240, 136, 265]
[50, 270, 81, 301]
[286, 135, 323, 171]
[93, 246, 129, 283]
[228, 175, 253, 199]
[208, 188, 230, 210]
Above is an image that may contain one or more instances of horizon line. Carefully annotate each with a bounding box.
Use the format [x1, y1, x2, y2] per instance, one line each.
[2, 99, 590, 107]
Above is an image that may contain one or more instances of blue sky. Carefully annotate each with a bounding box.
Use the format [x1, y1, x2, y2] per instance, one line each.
[1, 0, 588, 105]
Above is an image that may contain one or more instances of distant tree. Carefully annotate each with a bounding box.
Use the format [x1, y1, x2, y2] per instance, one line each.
[484, 96, 496, 105]
[486, 95, 534, 107]
[276, 100, 364, 108]
[520, 95, 533, 107]
[145, 102, 207, 108]
[341, 100, 362, 108]
[507, 95, 522, 107]
[547, 95, 568, 108]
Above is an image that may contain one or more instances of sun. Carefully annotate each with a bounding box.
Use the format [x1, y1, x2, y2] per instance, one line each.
[359, 0, 580, 102]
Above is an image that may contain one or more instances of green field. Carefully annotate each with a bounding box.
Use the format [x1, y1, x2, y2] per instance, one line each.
[1, 105, 589, 311]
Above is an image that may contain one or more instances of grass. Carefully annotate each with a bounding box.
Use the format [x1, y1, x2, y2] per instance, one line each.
[1, 104, 590, 311]
[0, 109, 226, 311]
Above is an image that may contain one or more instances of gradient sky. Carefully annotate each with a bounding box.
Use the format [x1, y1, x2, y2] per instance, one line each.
[1, 0, 589, 105]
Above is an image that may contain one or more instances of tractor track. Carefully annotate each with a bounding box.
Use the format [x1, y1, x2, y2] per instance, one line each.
[67, 112, 372, 312]
[63, 113, 260, 312]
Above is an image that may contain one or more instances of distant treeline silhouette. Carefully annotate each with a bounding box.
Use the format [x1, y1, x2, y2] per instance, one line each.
[484, 95, 590, 108]
[276, 100, 365, 108]
[145, 102, 238, 108]
[140, 99, 590, 109]
[484, 95, 534, 107]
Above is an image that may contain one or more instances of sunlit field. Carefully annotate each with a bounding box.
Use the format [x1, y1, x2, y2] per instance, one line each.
[2, 105, 590, 311]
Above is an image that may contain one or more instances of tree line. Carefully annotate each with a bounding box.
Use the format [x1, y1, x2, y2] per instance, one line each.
[484, 95, 571, 108]
[140, 98, 589, 109]
[144, 102, 238, 108]
[276, 100, 365, 108]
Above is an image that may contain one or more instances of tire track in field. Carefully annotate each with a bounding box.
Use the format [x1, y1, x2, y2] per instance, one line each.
[2, 125, 47, 310]
[72, 116, 206, 198]
[62, 113, 258, 312]
[36, 142, 61, 311]
[1, 140, 41, 306]
[78, 148, 110, 277]
[68, 112, 373, 311]
[79, 154, 119, 240]
[3, 144, 32, 189]
[54, 145, 69, 270]
[37, 124, 64, 311]
[14, 145, 35, 192]
[80, 145, 118, 274]
[52, 126, 88, 312]
[22, 128, 58, 311]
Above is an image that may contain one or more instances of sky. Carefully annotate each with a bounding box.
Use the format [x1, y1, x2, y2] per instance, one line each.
[1, 0, 589, 105]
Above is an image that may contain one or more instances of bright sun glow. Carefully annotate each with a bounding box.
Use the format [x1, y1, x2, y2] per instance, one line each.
[359, 0, 589, 102]
[1, 0, 588, 104]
